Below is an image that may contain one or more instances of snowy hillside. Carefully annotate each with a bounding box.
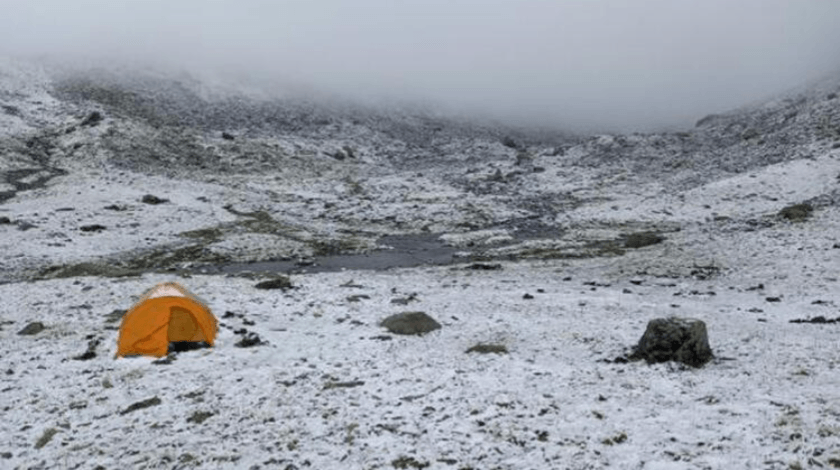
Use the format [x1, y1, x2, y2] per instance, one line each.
[1, 59, 840, 469]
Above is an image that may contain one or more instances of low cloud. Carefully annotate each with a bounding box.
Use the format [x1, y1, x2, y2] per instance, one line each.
[3, 0, 840, 131]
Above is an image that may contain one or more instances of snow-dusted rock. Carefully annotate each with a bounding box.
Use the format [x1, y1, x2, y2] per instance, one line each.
[630, 317, 713, 367]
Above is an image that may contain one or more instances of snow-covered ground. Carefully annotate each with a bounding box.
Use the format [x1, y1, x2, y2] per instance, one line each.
[2, 59, 840, 469]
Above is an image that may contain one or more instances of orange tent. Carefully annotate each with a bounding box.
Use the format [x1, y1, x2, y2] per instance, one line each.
[116, 282, 217, 358]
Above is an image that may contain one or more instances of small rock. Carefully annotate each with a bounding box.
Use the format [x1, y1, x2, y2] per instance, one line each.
[624, 232, 665, 249]
[467, 263, 502, 271]
[18, 322, 45, 336]
[152, 354, 176, 365]
[73, 338, 100, 361]
[79, 224, 107, 233]
[2, 104, 21, 116]
[466, 343, 508, 354]
[778, 203, 813, 221]
[235, 332, 264, 348]
[254, 276, 293, 290]
[34, 428, 59, 449]
[120, 396, 162, 415]
[0, 216, 11, 224]
[629, 317, 713, 367]
[221, 132, 235, 141]
[328, 149, 346, 160]
[103, 309, 127, 324]
[141, 194, 169, 205]
[391, 456, 430, 469]
[766, 296, 782, 302]
[323, 380, 365, 390]
[80, 111, 103, 127]
[187, 411, 215, 424]
[790, 316, 840, 324]
[381, 312, 441, 335]
[390, 294, 418, 305]
[523, 293, 534, 300]
[501, 136, 519, 149]
[103, 204, 128, 211]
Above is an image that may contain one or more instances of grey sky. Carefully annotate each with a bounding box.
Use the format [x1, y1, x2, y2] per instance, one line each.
[2, 0, 840, 131]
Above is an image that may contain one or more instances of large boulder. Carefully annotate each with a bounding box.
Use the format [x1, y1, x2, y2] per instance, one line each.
[630, 317, 713, 367]
[380, 311, 441, 335]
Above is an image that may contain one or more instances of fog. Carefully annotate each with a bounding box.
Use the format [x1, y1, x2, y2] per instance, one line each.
[2, 0, 840, 131]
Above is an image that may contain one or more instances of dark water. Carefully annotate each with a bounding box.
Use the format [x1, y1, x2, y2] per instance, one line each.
[199, 234, 462, 275]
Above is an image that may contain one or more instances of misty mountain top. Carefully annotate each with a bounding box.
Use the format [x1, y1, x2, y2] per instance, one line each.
[49, 64, 571, 147]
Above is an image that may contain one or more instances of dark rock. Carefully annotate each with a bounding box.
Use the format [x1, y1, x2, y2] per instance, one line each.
[381, 311, 441, 335]
[2, 104, 21, 116]
[391, 294, 418, 305]
[741, 128, 760, 141]
[73, 350, 96, 361]
[828, 92, 838, 100]
[391, 456, 430, 469]
[0, 451, 11, 458]
[16, 221, 37, 231]
[103, 204, 128, 211]
[103, 309, 127, 324]
[790, 316, 840, 324]
[235, 332, 264, 348]
[690, 265, 720, 280]
[0, 216, 12, 224]
[80, 111, 103, 127]
[323, 380, 365, 390]
[18, 322, 45, 336]
[778, 203, 813, 221]
[624, 232, 665, 249]
[73, 338, 100, 361]
[120, 396, 162, 415]
[523, 293, 534, 300]
[766, 296, 782, 302]
[501, 136, 519, 149]
[342, 146, 356, 158]
[467, 263, 502, 271]
[141, 194, 169, 205]
[187, 411, 215, 424]
[328, 149, 346, 161]
[152, 354, 176, 365]
[254, 276, 293, 290]
[466, 343, 508, 354]
[629, 317, 713, 367]
[79, 224, 107, 233]
[514, 152, 532, 166]
[34, 428, 59, 449]
[221, 132, 235, 141]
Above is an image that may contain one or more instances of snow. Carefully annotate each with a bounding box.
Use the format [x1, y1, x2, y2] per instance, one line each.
[1, 58, 840, 469]
[3, 263, 839, 469]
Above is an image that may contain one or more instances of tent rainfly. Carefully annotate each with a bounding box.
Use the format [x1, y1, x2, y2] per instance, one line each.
[116, 282, 217, 358]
